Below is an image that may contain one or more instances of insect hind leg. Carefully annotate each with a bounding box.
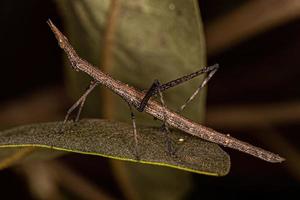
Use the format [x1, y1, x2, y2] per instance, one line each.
[178, 64, 219, 112]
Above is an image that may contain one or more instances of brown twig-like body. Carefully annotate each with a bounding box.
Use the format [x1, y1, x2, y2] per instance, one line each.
[47, 20, 284, 163]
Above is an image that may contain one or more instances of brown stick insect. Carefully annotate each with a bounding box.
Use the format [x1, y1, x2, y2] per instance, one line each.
[47, 20, 284, 163]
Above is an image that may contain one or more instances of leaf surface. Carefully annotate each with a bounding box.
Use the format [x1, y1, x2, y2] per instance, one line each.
[0, 119, 230, 176]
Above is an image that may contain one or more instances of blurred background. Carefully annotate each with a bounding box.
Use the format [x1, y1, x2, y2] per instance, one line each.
[0, 0, 300, 199]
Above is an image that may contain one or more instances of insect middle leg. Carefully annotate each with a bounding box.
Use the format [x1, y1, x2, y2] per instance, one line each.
[155, 80, 176, 156]
[138, 80, 176, 156]
[127, 103, 140, 159]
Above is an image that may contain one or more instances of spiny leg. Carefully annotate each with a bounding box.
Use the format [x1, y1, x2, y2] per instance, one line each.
[128, 103, 139, 159]
[63, 80, 99, 124]
[178, 64, 218, 112]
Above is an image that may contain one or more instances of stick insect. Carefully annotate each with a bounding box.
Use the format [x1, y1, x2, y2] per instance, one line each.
[63, 64, 218, 157]
[48, 20, 284, 163]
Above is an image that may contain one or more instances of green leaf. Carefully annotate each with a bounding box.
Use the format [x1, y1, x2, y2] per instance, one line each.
[0, 119, 230, 176]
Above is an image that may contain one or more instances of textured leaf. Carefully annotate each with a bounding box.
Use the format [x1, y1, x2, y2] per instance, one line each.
[0, 119, 230, 176]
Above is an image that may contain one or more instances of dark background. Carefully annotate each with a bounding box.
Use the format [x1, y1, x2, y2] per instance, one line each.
[0, 0, 299, 199]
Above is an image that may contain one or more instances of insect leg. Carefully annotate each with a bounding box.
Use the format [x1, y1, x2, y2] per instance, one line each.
[63, 80, 99, 124]
[138, 64, 219, 112]
[137, 81, 159, 112]
[159, 64, 219, 93]
[178, 64, 219, 112]
[155, 80, 176, 156]
[128, 103, 140, 160]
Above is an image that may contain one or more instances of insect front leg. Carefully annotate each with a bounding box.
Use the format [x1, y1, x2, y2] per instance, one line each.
[63, 80, 99, 124]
